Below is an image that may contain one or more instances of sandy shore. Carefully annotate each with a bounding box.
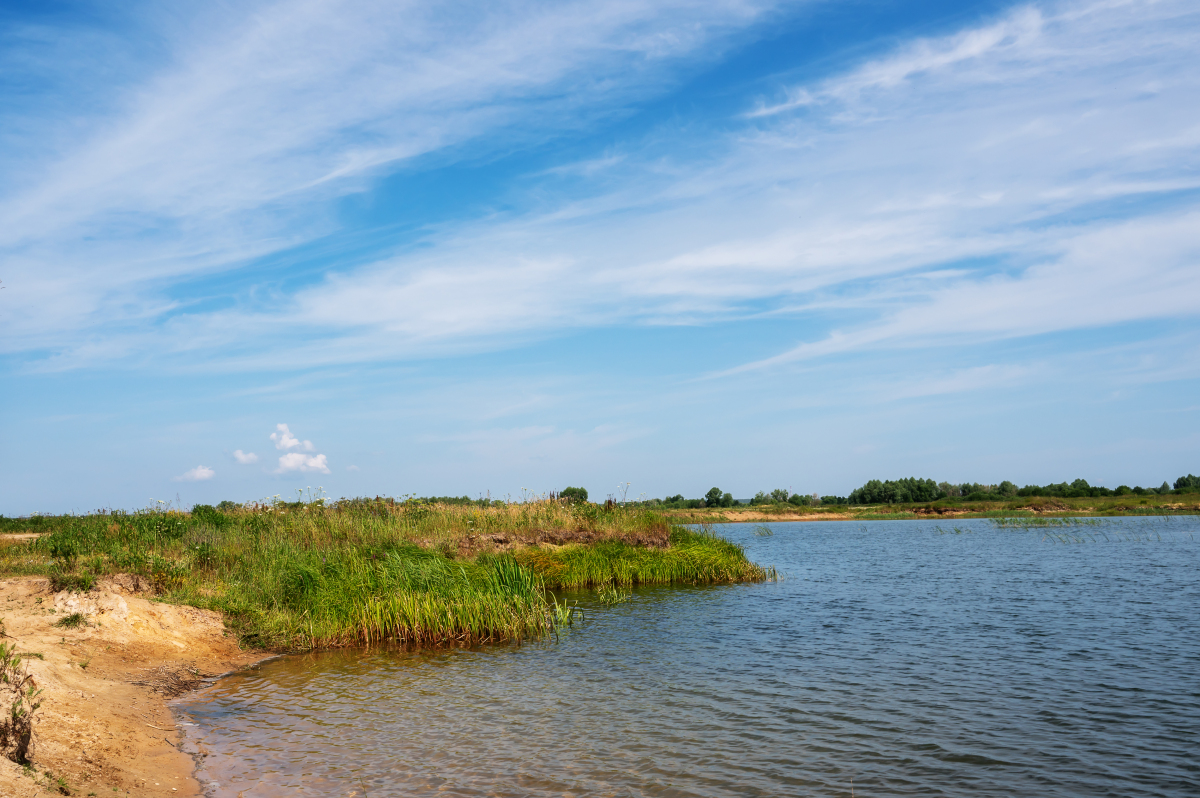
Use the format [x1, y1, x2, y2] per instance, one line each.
[0, 574, 267, 797]
[665, 510, 857, 523]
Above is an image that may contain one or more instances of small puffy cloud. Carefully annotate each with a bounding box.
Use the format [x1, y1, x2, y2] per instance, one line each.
[346, 464, 360, 472]
[276, 452, 331, 474]
[232, 449, 258, 464]
[175, 465, 215, 481]
[270, 423, 314, 451]
[265, 423, 329, 474]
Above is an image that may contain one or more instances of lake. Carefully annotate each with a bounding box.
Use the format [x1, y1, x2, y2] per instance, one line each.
[174, 516, 1199, 797]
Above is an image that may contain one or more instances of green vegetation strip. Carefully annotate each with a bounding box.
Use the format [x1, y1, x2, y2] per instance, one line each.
[0, 500, 766, 650]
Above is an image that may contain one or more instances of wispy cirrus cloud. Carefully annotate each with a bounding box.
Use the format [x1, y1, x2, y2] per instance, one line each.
[747, 5, 1045, 117]
[4, 0, 1199, 383]
[0, 0, 783, 359]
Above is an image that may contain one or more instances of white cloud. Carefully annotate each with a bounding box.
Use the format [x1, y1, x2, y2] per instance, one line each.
[725, 209, 1200, 373]
[270, 423, 313, 451]
[232, 449, 259, 464]
[346, 465, 360, 472]
[749, 6, 1045, 116]
[4, 0, 1199, 380]
[175, 465, 215, 481]
[276, 452, 331, 474]
[267, 423, 329, 473]
[0, 0, 781, 359]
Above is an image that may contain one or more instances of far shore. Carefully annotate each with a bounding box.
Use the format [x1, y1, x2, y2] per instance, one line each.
[659, 494, 1200, 524]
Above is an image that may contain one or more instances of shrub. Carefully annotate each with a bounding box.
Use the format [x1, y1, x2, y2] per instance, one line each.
[560, 487, 588, 504]
[191, 504, 231, 528]
[0, 642, 42, 763]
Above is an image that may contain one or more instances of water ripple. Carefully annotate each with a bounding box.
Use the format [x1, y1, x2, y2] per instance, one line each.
[176, 517, 1200, 797]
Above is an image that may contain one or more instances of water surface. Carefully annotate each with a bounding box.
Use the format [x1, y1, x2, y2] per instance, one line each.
[176, 517, 1200, 797]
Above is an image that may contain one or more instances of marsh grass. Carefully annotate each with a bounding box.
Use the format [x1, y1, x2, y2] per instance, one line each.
[1036, 527, 1194, 544]
[987, 515, 1196, 543]
[990, 517, 1104, 529]
[0, 499, 766, 650]
[933, 525, 974, 535]
[595, 583, 632, 606]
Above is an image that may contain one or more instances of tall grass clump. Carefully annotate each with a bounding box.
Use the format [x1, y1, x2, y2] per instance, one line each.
[514, 527, 766, 589]
[0, 498, 767, 650]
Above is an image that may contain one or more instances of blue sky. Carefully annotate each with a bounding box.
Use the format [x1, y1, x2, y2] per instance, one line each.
[2, 0, 1198, 514]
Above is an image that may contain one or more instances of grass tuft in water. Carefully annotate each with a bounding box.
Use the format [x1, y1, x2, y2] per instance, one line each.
[595, 583, 632, 606]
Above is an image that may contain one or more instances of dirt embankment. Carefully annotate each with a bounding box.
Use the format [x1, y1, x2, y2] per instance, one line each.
[0, 575, 266, 798]
[447, 525, 673, 557]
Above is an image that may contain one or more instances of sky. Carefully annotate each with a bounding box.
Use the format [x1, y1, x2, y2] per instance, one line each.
[2, 0, 1198, 514]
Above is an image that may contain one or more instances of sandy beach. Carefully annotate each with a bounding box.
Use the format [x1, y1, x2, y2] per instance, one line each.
[0, 572, 266, 797]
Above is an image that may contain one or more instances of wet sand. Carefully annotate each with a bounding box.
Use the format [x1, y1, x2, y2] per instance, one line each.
[0, 573, 267, 797]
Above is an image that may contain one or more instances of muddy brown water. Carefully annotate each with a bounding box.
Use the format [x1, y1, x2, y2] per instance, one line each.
[175, 517, 1199, 797]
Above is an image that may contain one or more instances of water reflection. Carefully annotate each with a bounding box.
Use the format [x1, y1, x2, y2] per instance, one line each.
[176, 517, 1200, 797]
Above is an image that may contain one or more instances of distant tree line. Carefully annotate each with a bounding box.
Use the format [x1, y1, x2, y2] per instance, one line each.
[635, 487, 847, 509]
[625, 472, 1200, 510]
[199, 474, 1199, 515]
[843, 474, 1200, 504]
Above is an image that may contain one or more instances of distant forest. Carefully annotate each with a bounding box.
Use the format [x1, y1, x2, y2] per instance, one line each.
[197, 474, 1200, 513]
[625, 473, 1200, 509]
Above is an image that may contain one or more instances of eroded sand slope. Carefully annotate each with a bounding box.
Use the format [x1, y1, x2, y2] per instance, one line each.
[0, 576, 265, 797]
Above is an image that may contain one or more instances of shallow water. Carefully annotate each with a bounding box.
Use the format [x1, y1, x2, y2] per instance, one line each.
[175, 517, 1200, 797]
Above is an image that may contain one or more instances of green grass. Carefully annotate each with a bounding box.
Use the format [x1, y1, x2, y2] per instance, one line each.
[0, 499, 767, 651]
[53, 613, 86, 629]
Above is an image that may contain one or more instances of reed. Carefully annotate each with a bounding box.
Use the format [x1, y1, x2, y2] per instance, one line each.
[990, 517, 1103, 529]
[0, 499, 766, 650]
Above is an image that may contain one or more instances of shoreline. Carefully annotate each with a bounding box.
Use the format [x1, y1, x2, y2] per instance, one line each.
[660, 500, 1200, 524]
[0, 509, 763, 794]
[0, 575, 271, 798]
[1, 507, 1192, 794]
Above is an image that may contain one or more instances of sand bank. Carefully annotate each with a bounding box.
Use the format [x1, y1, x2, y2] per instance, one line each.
[0, 575, 266, 797]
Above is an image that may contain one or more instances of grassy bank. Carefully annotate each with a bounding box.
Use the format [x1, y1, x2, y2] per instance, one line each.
[661, 492, 1200, 523]
[0, 499, 766, 650]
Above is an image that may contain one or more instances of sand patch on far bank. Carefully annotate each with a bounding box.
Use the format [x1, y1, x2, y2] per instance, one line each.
[0, 576, 266, 798]
[667, 511, 856, 523]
